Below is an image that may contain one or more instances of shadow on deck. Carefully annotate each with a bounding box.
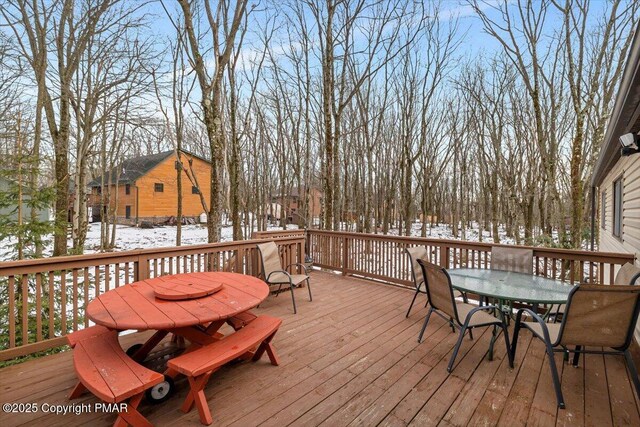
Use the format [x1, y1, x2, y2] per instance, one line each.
[0, 271, 639, 426]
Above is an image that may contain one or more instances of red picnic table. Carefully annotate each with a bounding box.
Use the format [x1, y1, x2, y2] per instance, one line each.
[85, 271, 270, 403]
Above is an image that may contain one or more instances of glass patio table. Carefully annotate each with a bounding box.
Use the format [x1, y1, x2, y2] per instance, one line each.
[447, 268, 573, 310]
[447, 268, 573, 360]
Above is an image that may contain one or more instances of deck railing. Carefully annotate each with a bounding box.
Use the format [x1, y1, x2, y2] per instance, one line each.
[1, 228, 635, 361]
[307, 229, 635, 287]
[0, 235, 305, 361]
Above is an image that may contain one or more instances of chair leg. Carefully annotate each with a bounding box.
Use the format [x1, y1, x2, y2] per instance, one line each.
[624, 350, 640, 399]
[488, 325, 496, 361]
[275, 283, 282, 297]
[289, 281, 297, 314]
[406, 289, 420, 318]
[501, 322, 513, 368]
[510, 317, 522, 363]
[306, 277, 312, 301]
[572, 346, 582, 367]
[448, 325, 467, 373]
[543, 342, 565, 409]
[468, 328, 474, 341]
[418, 308, 433, 343]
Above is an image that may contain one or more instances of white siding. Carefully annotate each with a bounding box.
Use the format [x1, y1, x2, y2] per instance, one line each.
[598, 154, 640, 341]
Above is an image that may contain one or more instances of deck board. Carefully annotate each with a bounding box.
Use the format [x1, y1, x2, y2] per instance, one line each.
[0, 271, 638, 427]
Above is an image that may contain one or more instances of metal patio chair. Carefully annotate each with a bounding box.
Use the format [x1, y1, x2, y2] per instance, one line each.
[405, 246, 430, 318]
[490, 246, 534, 317]
[256, 241, 312, 314]
[549, 262, 640, 322]
[510, 283, 640, 409]
[406, 247, 465, 318]
[490, 246, 534, 274]
[417, 259, 513, 373]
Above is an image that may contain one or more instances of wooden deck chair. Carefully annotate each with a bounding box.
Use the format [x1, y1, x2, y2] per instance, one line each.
[417, 259, 513, 373]
[257, 241, 312, 314]
[511, 284, 640, 409]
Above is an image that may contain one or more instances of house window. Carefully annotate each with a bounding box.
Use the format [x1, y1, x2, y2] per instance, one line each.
[125, 184, 130, 195]
[600, 191, 606, 229]
[192, 186, 199, 194]
[125, 205, 131, 219]
[154, 183, 164, 192]
[613, 177, 623, 238]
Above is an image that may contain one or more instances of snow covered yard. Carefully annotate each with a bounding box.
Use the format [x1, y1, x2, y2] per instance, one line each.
[0, 220, 553, 262]
[0, 223, 300, 261]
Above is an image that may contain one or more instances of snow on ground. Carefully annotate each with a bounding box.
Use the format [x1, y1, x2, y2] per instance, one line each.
[0, 223, 300, 261]
[0, 219, 551, 262]
[385, 221, 517, 245]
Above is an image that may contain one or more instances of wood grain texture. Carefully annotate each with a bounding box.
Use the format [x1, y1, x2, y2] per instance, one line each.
[86, 272, 269, 330]
[1, 271, 638, 427]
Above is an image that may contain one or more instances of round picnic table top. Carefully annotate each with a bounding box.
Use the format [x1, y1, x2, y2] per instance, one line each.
[87, 272, 269, 331]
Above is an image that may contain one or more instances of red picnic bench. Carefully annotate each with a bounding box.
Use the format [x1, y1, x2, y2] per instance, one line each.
[167, 315, 282, 425]
[66, 325, 164, 427]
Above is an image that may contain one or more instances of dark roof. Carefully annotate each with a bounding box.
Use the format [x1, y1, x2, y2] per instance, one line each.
[271, 186, 322, 198]
[591, 27, 640, 187]
[88, 151, 174, 187]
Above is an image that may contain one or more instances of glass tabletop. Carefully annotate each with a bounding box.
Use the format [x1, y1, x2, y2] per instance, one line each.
[448, 268, 572, 304]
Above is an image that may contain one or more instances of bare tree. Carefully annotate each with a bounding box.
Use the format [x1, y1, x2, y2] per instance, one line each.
[173, 0, 249, 242]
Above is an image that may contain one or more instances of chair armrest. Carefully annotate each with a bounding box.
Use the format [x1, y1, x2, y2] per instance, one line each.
[514, 308, 556, 344]
[461, 305, 506, 327]
[266, 270, 293, 283]
[285, 263, 310, 275]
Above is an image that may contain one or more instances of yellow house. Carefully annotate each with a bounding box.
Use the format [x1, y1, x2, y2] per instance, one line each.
[88, 150, 211, 225]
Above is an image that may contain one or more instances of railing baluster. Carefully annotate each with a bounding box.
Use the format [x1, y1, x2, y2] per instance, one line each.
[72, 269, 79, 331]
[21, 274, 28, 345]
[8, 276, 15, 347]
[60, 271, 67, 335]
[48, 272, 54, 339]
[84, 268, 90, 327]
[36, 273, 42, 341]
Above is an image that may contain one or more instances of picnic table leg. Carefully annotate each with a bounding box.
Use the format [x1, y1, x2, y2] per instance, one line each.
[68, 382, 87, 399]
[113, 393, 152, 427]
[182, 372, 215, 425]
[130, 330, 169, 362]
[251, 331, 280, 366]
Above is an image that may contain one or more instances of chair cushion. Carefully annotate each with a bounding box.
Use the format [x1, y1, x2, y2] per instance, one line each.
[455, 303, 503, 327]
[524, 321, 561, 344]
[267, 272, 308, 285]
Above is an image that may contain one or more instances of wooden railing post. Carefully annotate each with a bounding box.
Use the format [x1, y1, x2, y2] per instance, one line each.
[136, 254, 149, 280]
[342, 236, 349, 276]
[439, 246, 450, 268]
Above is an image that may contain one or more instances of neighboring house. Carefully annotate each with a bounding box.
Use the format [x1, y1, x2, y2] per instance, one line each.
[271, 187, 323, 225]
[590, 27, 640, 340]
[0, 176, 50, 223]
[88, 150, 211, 225]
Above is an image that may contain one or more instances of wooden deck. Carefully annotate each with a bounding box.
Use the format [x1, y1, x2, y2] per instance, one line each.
[1, 271, 638, 427]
